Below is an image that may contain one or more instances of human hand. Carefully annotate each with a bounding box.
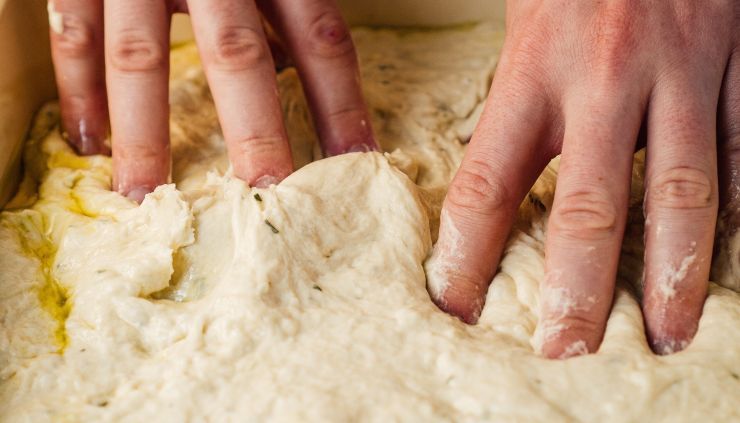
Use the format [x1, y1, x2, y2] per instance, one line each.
[425, 0, 740, 357]
[48, 0, 376, 202]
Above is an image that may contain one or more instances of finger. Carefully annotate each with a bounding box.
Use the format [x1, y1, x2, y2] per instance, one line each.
[48, 0, 109, 155]
[105, 0, 171, 202]
[642, 74, 721, 355]
[187, 0, 293, 187]
[718, 50, 740, 235]
[260, 0, 377, 155]
[424, 71, 556, 324]
[538, 85, 644, 359]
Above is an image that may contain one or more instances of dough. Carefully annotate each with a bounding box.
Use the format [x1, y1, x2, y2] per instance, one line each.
[1, 24, 739, 422]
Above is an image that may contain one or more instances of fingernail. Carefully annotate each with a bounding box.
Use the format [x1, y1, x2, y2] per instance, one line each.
[254, 175, 280, 189]
[125, 187, 151, 204]
[346, 142, 378, 153]
[650, 337, 689, 355]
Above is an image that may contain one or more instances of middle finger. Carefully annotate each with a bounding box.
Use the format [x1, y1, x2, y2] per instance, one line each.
[105, 0, 171, 201]
[187, 0, 293, 187]
[536, 82, 646, 359]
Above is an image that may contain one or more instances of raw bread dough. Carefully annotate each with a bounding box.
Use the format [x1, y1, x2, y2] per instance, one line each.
[1, 24, 739, 422]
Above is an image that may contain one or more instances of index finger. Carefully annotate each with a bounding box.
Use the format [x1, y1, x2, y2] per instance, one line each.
[424, 68, 554, 324]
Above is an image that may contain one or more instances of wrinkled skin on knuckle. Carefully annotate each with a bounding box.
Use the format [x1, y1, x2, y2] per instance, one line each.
[116, 142, 169, 164]
[109, 30, 166, 73]
[211, 26, 268, 71]
[547, 312, 603, 338]
[501, 10, 557, 88]
[648, 166, 716, 211]
[447, 159, 511, 217]
[550, 189, 620, 240]
[53, 14, 97, 58]
[582, 0, 643, 82]
[231, 135, 285, 157]
[306, 12, 354, 59]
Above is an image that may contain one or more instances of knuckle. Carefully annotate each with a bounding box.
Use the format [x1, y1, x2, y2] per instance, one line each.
[52, 15, 97, 58]
[446, 159, 511, 217]
[116, 142, 167, 163]
[109, 30, 166, 73]
[649, 166, 716, 210]
[231, 135, 286, 157]
[554, 312, 602, 336]
[586, 3, 637, 79]
[307, 12, 354, 59]
[211, 26, 267, 71]
[551, 188, 619, 239]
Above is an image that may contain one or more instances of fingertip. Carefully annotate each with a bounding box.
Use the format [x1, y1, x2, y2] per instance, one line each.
[542, 338, 592, 360]
[436, 290, 484, 325]
[123, 186, 152, 204]
[253, 174, 281, 188]
[61, 114, 110, 156]
[330, 137, 379, 155]
[643, 304, 699, 355]
[537, 317, 600, 359]
[424, 251, 486, 325]
[642, 245, 708, 356]
[320, 112, 378, 157]
[232, 153, 293, 189]
[648, 337, 691, 356]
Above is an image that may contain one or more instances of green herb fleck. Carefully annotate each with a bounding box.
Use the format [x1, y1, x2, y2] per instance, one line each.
[313, 285, 323, 291]
[528, 193, 547, 213]
[265, 220, 279, 234]
[732, 372, 739, 380]
[253, 193, 262, 202]
[96, 269, 106, 274]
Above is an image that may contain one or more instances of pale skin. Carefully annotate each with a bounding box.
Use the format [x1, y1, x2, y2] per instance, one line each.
[49, 0, 377, 202]
[51, 0, 740, 358]
[430, 0, 740, 357]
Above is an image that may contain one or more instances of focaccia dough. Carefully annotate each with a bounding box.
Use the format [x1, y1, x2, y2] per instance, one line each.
[1, 24, 739, 422]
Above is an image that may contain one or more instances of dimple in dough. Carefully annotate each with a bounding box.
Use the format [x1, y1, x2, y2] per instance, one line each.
[1, 24, 739, 422]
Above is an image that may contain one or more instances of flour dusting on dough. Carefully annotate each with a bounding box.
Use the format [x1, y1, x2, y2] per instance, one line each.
[1, 24, 740, 422]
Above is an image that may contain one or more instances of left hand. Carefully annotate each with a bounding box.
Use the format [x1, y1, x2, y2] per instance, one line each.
[425, 0, 740, 358]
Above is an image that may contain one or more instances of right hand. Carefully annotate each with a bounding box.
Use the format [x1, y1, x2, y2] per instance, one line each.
[48, 0, 377, 202]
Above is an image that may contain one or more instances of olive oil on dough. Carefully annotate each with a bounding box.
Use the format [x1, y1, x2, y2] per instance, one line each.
[1, 24, 739, 421]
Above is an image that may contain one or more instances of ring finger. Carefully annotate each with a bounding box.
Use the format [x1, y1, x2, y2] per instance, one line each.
[642, 72, 722, 355]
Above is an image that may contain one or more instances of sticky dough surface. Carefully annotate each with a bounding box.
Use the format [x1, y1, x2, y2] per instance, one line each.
[1, 24, 739, 422]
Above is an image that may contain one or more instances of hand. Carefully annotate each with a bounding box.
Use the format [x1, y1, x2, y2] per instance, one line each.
[425, 0, 740, 357]
[48, 0, 377, 202]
